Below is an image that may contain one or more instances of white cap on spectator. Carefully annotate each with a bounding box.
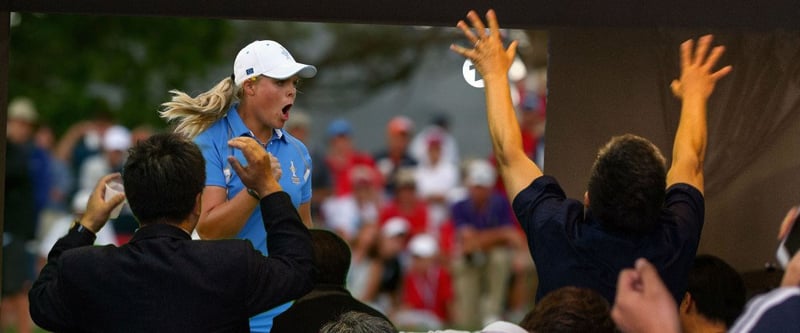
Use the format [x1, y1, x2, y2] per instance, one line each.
[409, 233, 438, 258]
[382, 217, 409, 238]
[8, 97, 38, 123]
[466, 159, 496, 187]
[103, 125, 132, 152]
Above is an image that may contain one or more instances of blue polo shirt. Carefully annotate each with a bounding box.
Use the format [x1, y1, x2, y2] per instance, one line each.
[194, 103, 312, 333]
[512, 176, 704, 304]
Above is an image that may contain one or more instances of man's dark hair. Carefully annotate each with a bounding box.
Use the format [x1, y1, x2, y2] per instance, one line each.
[686, 254, 746, 328]
[519, 286, 615, 333]
[122, 133, 205, 224]
[310, 229, 352, 285]
[587, 134, 667, 233]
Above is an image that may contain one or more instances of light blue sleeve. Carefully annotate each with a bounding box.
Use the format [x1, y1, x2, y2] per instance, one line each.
[194, 129, 227, 188]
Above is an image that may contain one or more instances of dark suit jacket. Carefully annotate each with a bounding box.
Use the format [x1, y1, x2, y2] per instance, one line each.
[29, 192, 314, 333]
[271, 284, 390, 333]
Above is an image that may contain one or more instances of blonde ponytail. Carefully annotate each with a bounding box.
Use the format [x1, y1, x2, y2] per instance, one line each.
[160, 77, 238, 139]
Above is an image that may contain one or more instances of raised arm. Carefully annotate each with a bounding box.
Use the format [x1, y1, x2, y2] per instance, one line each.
[450, 10, 543, 200]
[30, 174, 126, 331]
[666, 35, 732, 194]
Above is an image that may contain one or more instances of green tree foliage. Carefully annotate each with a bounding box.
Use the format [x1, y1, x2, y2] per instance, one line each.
[9, 13, 234, 135]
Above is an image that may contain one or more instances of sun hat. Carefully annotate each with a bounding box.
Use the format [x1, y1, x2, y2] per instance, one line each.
[8, 97, 38, 123]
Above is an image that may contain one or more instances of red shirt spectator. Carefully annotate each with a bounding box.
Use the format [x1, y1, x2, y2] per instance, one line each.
[322, 119, 377, 196]
[401, 234, 453, 322]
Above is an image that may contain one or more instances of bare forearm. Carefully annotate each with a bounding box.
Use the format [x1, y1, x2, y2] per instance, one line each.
[54, 126, 87, 162]
[673, 95, 707, 161]
[197, 191, 258, 239]
[667, 94, 708, 190]
[485, 77, 524, 167]
[485, 76, 543, 198]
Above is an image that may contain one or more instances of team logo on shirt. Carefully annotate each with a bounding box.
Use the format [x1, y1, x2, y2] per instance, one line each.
[290, 161, 300, 185]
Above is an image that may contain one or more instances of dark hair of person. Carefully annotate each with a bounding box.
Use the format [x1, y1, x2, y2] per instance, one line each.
[519, 286, 615, 333]
[587, 134, 666, 233]
[320, 311, 397, 333]
[686, 254, 746, 328]
[310, 229, 352, 285]
[122, 133, 205, 224]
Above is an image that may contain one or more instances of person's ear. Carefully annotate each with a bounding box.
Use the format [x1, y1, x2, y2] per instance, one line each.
[194, 192, 203, 217]
[244, 80, 257, 96]
[583, 191, 590, 207]
[680, 292, 693, 313]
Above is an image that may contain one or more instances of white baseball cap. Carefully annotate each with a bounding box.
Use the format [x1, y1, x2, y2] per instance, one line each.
[382, 217, 410, 238]
[466, 159, 497, 188]
[103, 125, 132, 152]
[409, 233, 438, 258]
[233, 40, 317, 86]
[8, 97, 38, 123]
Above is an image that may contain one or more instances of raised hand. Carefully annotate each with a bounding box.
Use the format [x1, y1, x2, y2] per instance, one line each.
[450, 10, 518, 82]
[612, 259, 680, 333]
[227, 137, 281, 198]
[671, 35, 732, 100]
[81, 173, 126, 233]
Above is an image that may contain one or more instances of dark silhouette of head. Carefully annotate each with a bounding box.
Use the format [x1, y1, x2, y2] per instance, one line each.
[587, 134, 667, 233]
[682, 254, 746, 329]
[519, 286, 615, 333]
[122, 133, 205, 225]
[310, 229, 352, 285]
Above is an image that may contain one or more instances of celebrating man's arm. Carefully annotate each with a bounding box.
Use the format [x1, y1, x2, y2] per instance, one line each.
[666, 35, 732, 194]
[29, 173, 125, 331]
[450, 10, 543, 200]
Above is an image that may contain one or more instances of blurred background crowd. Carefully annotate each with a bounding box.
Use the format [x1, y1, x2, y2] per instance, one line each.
[3, 91, 548, 332]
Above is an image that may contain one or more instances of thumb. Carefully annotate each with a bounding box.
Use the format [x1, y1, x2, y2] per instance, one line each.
[670, 80, 682, 97]
[107, 193, 126, 207]
[779, 206, 800, 240]
[228, 156, 246, 178]
[634, 258, 662, 287]
[506, 40, 519, 61]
